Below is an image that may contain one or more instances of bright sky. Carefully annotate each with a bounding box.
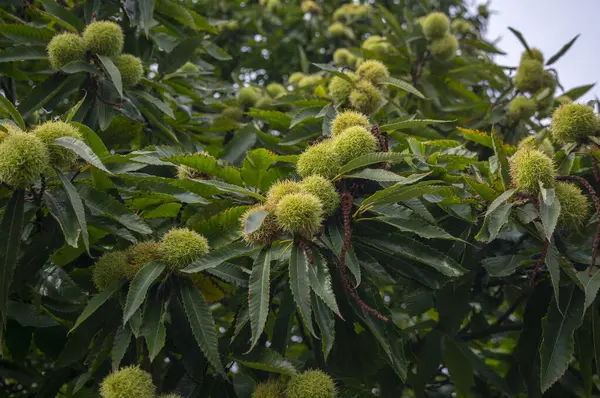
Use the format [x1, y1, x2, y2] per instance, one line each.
[474, 0, 599, 101]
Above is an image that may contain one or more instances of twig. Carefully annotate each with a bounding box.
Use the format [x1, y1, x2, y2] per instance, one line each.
[339, 192, 388, 321]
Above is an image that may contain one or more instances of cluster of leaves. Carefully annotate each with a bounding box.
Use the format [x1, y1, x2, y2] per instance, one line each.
[0, 0, 599, 397]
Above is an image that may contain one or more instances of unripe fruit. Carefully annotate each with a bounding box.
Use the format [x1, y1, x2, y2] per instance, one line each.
[255, 97, 273, 109]
[188, 273, 224, 302]
[266, 180, 303, 207]
[92, 251, 127, 291]
[514, 59, 544, 93]
[296, 140, 341, 179]
[275, 193, 323, 236]
[115, 54, 143, 87]
[286, 369, 336, 398]
[550, 103, 599, 144]
[328, 75, 353, 105]
[349, 80, 385, 115]
[252, 379, 287, 398]
[242, 206, 280, 245]
[333, 48, 356, 66]
[83, 21, 124, 56]
[238, 87, 261, 109]
[509, 148, 556, 193]
[521, 48, 544, 63]
[47, 33, 85, 71]
[160, 228, 210, 270]
[508, 96, 536, 122]
[421, 12, 450, 40]
[221, 106, 244, 121]
[301, 1, 321, 14]
[361, 35, 392, 54]
[297, 74, 323, 89]
[0, 132, 49, 188]
[333, 4, 370, 21]
[518, 136, 555, 157]
[32, 120, 83, 170]
[328, 22, 353, 39]
[430, 34, 459, 62]
[300, 175, 339, 215]
[124, 241, 163, 280]
[0, 123, 22, 143]
[555, 181, 589, 228]
[100, 366, 155, 398]
[176, 62, 199, 73]
[452, 19, 471, 35]
[333, 126, 378, 164]
[356, 60, 389, 83]
[266, 83, 287, 99]
[288, 72, 306, 85]
[331, 110, 370, 137]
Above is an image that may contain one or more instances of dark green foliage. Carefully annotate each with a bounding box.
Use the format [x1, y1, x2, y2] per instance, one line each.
[0, 0, 598, 397]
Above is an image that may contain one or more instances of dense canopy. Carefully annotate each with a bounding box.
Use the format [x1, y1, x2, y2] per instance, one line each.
[0, 0, 598, 397]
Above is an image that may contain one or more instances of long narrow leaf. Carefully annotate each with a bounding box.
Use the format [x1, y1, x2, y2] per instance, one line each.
[123, 261, 165, 324]
[0, 189, 24, 325]
[248, 249, 272, 351]
[180, 283, 226, 376]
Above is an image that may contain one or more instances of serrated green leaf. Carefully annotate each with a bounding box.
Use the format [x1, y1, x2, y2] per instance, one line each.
[235, 348, 297, 376]
[0, 94, 24, 130]
[56, 171, 89, 254]
[123, 261, 165, 324]
[380, 118, 453, 132]
[380, 76, 425, 99]
[482, 254, 528, 277]
[547, 34, 579, 65]
[539, 186, 560, 240]
[97, 55, 123, 98]
[248, 249, 272, 351]
[244, 210, 268, 235]
[313, 293, 335, 360]
[359, 181, 450, 212]
[338, 152, 412, 175]
[307, 247, 341, 317]
[508, 27, 530, 52]
[241, 148, 279, 191]
[53, 137, 111, 173]
[70, 282, 119, 333]
[540, 285, 585, 392]
[546, 239, 561, 305]
[443, 338, 474, 396]
[290, 105, 322, 128]
[376, 217, 457, 240]
[180, 282, 226, 376]
[141, 298, 166, 362]
[0, 46, 47, 63]
[7, 301, 59, 328]
[312, 62, 353, 83]
[44, 189, 80, 247]
[77, 185, 152, 234]
[363, 235, 466, 277]
[192, 179, 266, 201]
[0, 24, 53, 45]
[289, 241, 316, 337]
[563, 84, 596, 102]
[246, 109, 291, 130]
[346, 169, 426, 183]
[112, 324, 132, 371]
[136, 92, 174, 119]
[183, 241, 258, 273]
[202, 40, 231, 60]
[193, 206, 251, 248]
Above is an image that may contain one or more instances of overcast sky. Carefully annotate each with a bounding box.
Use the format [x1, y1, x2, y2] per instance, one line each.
[474, 0, 599, 101]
